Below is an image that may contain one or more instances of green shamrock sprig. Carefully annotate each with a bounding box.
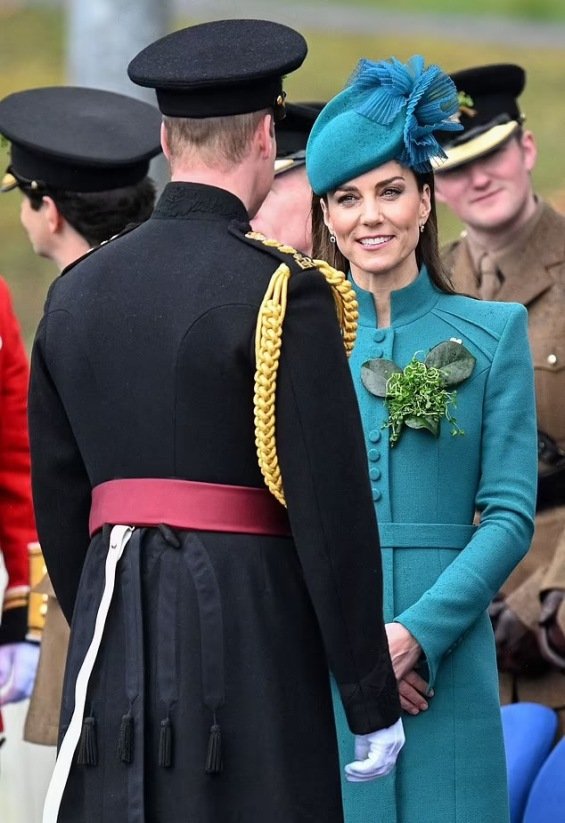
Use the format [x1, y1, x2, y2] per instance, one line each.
[361, 339, 476, 446]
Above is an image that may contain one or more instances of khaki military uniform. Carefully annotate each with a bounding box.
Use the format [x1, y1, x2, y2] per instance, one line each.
[24, 573, 68, 745]
[443, 199, 565, 727]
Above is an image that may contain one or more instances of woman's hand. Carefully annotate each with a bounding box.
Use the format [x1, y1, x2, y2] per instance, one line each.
[398, 670, 432, 715]
[385, 622, 422, 681]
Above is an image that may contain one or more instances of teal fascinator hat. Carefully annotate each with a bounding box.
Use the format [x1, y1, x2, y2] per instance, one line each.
[306, 55, 462, 195]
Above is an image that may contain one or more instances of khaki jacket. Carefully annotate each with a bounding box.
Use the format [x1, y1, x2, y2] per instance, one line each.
[443, 200, 565, 707]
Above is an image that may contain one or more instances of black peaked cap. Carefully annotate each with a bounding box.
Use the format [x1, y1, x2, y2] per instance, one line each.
[435, 64, 526, 171]
[0, 86, 162, 193]
[449, 63, 525, 137]
[276, 102, 324, 158]
[128, 19, 308, 118]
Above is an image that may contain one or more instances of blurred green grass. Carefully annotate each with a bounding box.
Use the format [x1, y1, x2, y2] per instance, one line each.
[1, 6, 565, 345]
[320, 0, 565, 20]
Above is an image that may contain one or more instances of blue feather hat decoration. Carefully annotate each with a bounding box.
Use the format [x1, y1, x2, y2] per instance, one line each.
[306, 55, 462, 195]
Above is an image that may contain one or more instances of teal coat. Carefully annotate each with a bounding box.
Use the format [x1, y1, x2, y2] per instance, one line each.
[333, 268, 537, 823]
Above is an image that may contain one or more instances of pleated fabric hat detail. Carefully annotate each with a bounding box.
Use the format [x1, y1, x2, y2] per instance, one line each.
[306, 55, 462, 196]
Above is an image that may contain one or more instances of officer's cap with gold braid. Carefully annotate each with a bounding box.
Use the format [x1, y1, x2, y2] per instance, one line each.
[435, 64, 526, 173]
[0, 87, 162, 194]
[240, 230, 358, 506]
[128, 20, 307, 121]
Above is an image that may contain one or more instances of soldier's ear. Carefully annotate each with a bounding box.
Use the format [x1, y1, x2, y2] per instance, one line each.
[160, 121, 171, 161]
[520, 130, 537, 173]
[433, 177, 447, 204]
[256, 112, 275, 160]
[42, 196, 64, 235]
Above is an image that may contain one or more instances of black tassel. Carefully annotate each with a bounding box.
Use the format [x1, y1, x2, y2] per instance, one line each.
[77, 716, 98, 766]
[158, 717, 173, 768]
[205, 722, 223, 774]
[117, 712, 134, 764]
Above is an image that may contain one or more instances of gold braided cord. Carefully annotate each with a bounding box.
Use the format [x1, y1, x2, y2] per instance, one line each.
[312, 258, 359, 357]
[254, 263, 291, 506]
[254, 255, 359, 507]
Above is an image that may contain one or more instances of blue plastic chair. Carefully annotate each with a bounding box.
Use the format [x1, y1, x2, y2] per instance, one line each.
[523, 737, 565, 822]
[501, 702, 558, 823]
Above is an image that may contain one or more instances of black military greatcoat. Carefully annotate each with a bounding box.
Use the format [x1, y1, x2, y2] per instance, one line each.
[29, 182, 399, 822]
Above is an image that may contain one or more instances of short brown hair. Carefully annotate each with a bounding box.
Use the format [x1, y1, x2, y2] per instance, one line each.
[163, 110, 269, 168]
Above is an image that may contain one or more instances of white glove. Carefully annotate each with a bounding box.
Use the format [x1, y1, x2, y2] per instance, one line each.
[0, 642, 40, 705]
[345, 717, 405, 782]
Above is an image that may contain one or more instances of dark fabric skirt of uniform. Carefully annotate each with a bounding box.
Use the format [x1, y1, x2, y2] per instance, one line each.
[57, 526, 343, 823]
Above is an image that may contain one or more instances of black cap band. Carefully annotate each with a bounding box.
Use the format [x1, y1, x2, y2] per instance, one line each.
[10, 143, 151, 193]
[157, 77, 284, 118]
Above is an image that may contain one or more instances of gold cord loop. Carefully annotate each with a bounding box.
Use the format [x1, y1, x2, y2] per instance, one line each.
[252, 240, 358, 506]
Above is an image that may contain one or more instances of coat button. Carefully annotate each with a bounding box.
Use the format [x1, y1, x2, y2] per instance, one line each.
[547, 353, 558, 366]
[369, 429, 382, 443]
[368, 449, 381, 461]
[373, 348, 383, 358]
[373, 330, 385, 343]
[369, 467, 381, 481]
[372, 488, 382, 501]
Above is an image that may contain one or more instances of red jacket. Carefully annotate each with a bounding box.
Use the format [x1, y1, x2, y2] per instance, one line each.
[0, 276, 37, 645]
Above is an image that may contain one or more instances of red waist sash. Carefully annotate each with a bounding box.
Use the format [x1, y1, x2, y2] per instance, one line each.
[89, 478, 291, 538]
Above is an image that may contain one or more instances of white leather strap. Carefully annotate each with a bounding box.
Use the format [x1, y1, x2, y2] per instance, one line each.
[42, 525, 133, 823]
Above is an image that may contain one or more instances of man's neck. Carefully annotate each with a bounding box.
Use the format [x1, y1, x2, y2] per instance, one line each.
[52, 235, 91, 273]
[169, 162, 263, 218]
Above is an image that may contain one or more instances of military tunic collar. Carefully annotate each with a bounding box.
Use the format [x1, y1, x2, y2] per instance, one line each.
[350, 266, 440, 328]
[154, 182, 250, 223]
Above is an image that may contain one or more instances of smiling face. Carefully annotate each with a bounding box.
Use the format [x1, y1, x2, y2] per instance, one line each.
[434, 131, 537, 236]
[321, 161, 431, 289]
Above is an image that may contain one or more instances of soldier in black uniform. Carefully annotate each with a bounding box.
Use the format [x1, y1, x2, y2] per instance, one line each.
[29, 20, 401, 822]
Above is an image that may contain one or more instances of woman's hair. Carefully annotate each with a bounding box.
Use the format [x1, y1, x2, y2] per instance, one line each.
[26, 178, 157, 247]
[311, 169, 454, 294]
[163, 110, 268, 168]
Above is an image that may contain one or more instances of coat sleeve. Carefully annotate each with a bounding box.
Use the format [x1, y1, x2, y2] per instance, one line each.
[28, 313, 92, 625]
[396, 305, 537, 687]
[275, 268, 400, 734]
[0, 278, 38, 644]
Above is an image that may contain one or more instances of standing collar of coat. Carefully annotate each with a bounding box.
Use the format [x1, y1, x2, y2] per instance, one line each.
[349, 265, 440, 328]
[154, 181, 250, 223]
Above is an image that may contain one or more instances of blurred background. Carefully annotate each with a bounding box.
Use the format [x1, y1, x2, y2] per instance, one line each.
[1, 0, 565, 347]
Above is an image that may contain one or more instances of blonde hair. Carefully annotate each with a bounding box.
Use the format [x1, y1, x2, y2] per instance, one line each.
[163, 110, 269, 168]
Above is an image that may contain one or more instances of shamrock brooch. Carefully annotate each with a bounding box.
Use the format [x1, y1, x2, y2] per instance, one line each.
[361, 339, 476, 446]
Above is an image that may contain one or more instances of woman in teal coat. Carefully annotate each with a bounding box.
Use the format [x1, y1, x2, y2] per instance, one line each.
[307, 56, 537, 822]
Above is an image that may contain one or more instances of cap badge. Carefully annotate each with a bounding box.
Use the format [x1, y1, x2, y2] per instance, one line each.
[457, 90, 476, 118]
